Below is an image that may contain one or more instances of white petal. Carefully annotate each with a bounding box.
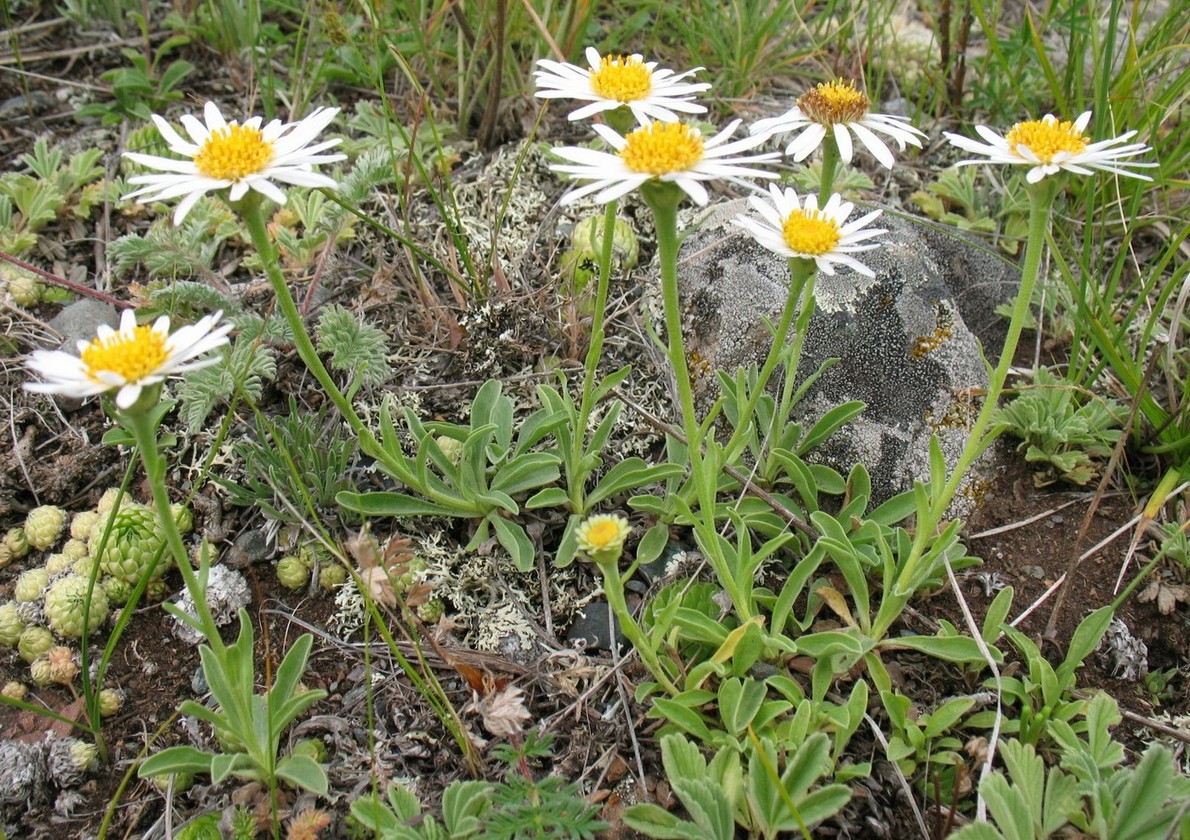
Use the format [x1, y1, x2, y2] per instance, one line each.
[172, 190, 207, 225]
[850, 121, 895, 168]
[832, 123, 854, 163]
[203, 101, 228, 132]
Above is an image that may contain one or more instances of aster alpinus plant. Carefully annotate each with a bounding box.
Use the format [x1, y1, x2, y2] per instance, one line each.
[549, 114, 781, 620]
[531, 51, 711, 563]
[881, 111, 1155, 630]
[26, 167, 335, 832]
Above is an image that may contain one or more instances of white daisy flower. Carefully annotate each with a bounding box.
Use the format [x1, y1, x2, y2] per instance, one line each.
[534, 47, 710, 124]
[550, 120, 780, 206]
[123, 101, 347, 225]
[732, 184, 886, 277]
[24, 309, 232, 410]
[943, 111, 1155, 183]
[751, 79, 927, 169]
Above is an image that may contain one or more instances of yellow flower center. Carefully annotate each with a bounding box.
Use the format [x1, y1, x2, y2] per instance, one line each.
[797, 79, 870, 126]
[585, 519, 622, 549]
[590, 55, 653, 102]
[621, 122, 704, 175]
[193, 124, 274, 180]
[1005, 118, 1088, 163]
[782, 209, 841, 255]
[80, 325, 169, 384]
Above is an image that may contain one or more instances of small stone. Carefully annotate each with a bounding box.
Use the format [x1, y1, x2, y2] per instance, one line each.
[566, 600, 624, 652]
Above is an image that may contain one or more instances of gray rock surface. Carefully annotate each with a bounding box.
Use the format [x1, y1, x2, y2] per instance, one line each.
[676, 199, 1020, 509]
[47, 298, 120, 351]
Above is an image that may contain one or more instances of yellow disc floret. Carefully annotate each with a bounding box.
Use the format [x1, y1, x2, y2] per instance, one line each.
[193, 124, 274, 180]
[80, 325, 169, 384]
[1005, 118, 1088, 163]
[590, 55, 653, 102]
[797, 79, 870, 126]
[782, 209, 841, 255]
[576, 514, 630, 558]
[585, 519, 622, 549]
[621, 123, 704, 175]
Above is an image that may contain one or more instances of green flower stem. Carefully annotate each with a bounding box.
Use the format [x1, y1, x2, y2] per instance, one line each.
[568, 198, 619, 511]
[642, 181, 753, 621]
[888, 179, 1057, 605]
[238, 197, 386, 463]
[238, 196, 455, 509]
[123, 407, 224, 654]
[773, 259, 818, 440]
[819, 137, 841, 197]
[718, 257, 817, 467]
[593, 556, 677, 695]
[642, 183, 702, 480]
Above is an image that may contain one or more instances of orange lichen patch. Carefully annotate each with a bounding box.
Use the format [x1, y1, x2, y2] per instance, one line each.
[688, 349, 713, 384]
[909, 307, 956, 360]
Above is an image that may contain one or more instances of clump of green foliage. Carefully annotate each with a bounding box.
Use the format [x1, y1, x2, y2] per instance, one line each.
[997, 368, 1127, 486]
[219, 398, 358, 529]
[350, 730, 606, 839]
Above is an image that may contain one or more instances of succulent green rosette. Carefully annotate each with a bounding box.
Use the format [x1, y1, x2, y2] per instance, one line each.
[92, 502, 169, 584]
[45, 574, 110, 639]
[18, 625, 53, 662]
[0, 602, 26, 646]
[14, 567, 49, 603]
[25, 505, 66, 550]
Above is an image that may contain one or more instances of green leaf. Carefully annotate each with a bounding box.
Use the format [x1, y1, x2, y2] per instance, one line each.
[588, 459, 685, 506]
[796, 784, 852, 826]
[636, 522, 669, 565]
[270, 634, 313, 709]
[591, 365, 632, 401]
[350, 794, 404, 834]
[717, 677, 765, 737]
[210, 751, 254, 784]
[621, 803, 708, 839]
[138, 745, 214, 779]
[948, 824, 1006, 840]
[671, 778, 734, 840]
[525, 487, 569, 510]
[1056, 604, 1113, 688]
[887, 633, 1000, 665]
[982, 586, 1014, 645]
[660, 732, 710, 780]
[978, 771, 1030, 840]
[441, 779, 493, 834]
[672, 607, 730, 645]
[794, 630, 865, 659]
[866, 489, 917, 526]
[489, 514, 535, 572]
[652, 700, 714, 742]
[799, 400, 866, 454]
[489, 452, 561, 496]
[336, 490, 462, 518]
[922, 696, 977, 738]
[275, 753, 329, 795]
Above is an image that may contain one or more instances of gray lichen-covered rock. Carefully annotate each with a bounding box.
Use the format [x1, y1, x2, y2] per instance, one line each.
[676, 198, 1020, 509]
